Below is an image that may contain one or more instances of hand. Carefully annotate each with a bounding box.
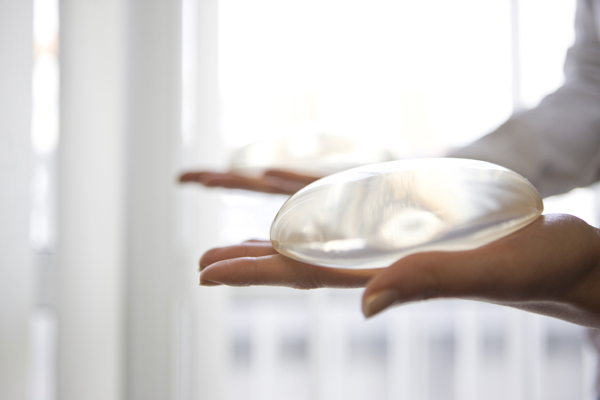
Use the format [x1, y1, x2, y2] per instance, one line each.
[199, 214, 600, 329]
[199, 239, 380, 288]
[179, 169, 320, 195]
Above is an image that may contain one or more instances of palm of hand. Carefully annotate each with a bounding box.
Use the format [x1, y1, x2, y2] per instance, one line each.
[200, 214, 600, 328]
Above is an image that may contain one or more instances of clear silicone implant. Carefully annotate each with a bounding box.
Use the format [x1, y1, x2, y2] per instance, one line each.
[270, 158, 543, 269]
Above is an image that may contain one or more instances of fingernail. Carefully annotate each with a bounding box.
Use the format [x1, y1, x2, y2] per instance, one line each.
[362, 289, 401, 318]
[200, 279, 220, 287]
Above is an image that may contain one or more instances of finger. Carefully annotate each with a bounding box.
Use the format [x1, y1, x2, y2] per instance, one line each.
[201, 254, 381, 289]
[179, 171, 273, 192]
[179, 171, 214, 183]
[361, 215, 585, 318]
[263, 169, 322, 184]
[200, 242, 278, 270]
[361, 250, 502, 318]
[179, 170, 306, 194]
[203, 173, 303, 195]
[199, 173, 276, 192]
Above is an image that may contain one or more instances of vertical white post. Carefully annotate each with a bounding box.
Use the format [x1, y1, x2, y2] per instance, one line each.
[455, 303, 480, 400]
[524, 314, 545, 400]
[510, 0, 523, 112]
[590, 184, 600, 400]
[309, 291, 346, 400]
[126, 1, 182, 399]
[583, 328, 600, 400]
[0, 1, 33, 399]
[30, 308, 58, 400]
[387, 311, 412, 400]
[506, 309, 526, 399]
[387, 309, 429, 400]
[505, 311, 545, 399]
[57, 1, 126, 400]
[251, 310, 278, 400]
[188, 0, 228, 397]
[414, 312, 430, 400]
[327, 309, 347, 400]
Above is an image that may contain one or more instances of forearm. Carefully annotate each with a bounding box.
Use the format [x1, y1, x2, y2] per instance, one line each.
[450, 87, 600, 198]
[451, 0, 600, 198]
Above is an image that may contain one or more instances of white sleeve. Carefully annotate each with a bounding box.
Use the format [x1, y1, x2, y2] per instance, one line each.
[450, 0, 600, 198]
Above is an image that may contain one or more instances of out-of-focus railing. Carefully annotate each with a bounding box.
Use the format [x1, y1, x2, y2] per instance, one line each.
[217, 184, 599, 400]
[225, 291, 593, 400]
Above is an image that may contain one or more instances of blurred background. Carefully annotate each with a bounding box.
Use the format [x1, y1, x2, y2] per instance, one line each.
[1, 0, 599, 399]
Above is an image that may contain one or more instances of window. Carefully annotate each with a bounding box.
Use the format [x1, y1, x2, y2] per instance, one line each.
[207, 1, 595, 399]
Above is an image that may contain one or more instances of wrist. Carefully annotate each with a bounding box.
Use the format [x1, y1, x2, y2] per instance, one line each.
[561, 224, 600, 327]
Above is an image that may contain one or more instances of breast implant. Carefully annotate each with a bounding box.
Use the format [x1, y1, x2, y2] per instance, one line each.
[230, 133, 394, 176]
[270, 158, 543, 269]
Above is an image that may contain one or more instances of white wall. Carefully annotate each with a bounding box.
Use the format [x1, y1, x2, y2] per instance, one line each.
[125, 1, 183, 398]
[0, 1, 34, 399]
[189, 0, 228, 398]
[58, 1, 126, 399]
[57, 1, 226, 399]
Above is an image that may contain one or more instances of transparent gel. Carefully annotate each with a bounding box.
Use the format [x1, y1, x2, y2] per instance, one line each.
[270, 158, 543, 269]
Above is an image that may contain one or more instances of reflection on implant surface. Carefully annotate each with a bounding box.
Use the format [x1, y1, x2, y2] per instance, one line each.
[270, 158, 543, 269]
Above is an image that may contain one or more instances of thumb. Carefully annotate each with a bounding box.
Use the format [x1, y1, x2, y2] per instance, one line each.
[361, 250, 500, 318]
